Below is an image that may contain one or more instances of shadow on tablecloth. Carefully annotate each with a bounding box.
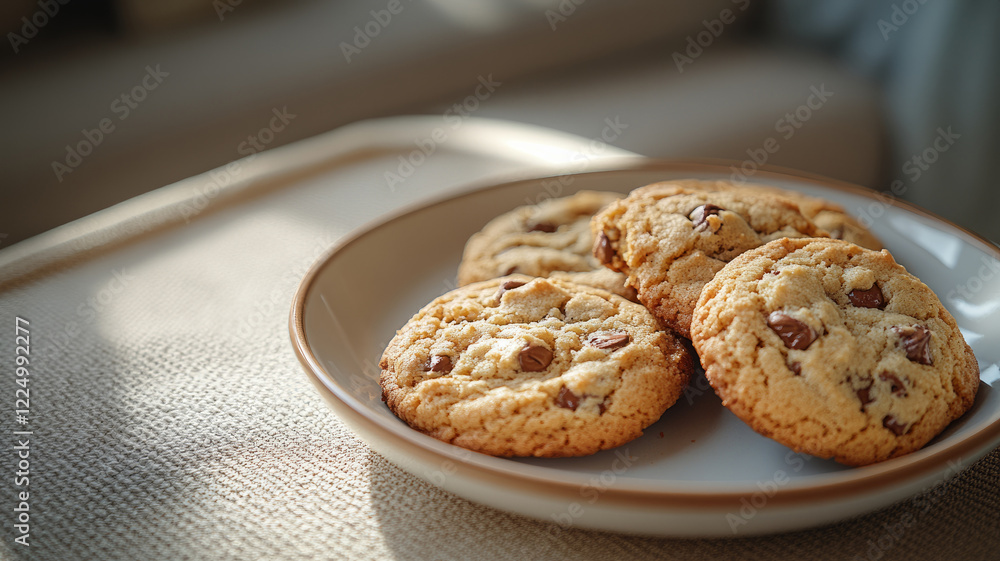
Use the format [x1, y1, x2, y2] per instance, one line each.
[366, 446, 1000, 561]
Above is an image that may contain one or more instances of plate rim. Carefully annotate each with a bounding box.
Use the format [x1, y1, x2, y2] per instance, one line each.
[289, 158, 1000, 509]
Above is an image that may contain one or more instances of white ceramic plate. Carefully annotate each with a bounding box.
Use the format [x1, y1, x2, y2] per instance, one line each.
[290, 161, 1000, 537]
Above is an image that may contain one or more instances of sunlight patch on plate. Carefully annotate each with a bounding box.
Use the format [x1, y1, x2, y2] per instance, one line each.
[889, 214, 963, 267]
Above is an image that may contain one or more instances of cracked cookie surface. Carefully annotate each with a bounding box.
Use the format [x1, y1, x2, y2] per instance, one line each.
[743, 184, 882, 250]
[690, 237, 980, 466]
[591, 180, 827, 338]
[379, 275, 692, 457]
[458, 191, 636, 300]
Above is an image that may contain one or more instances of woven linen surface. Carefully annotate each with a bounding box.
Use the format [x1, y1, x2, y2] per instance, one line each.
[1, 143, 998, 561]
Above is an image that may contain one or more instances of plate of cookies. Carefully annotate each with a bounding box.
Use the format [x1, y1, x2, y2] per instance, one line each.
[290, 160, 1000, 536]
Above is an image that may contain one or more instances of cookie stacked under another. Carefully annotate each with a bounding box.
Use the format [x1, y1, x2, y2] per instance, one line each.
[591, 180, 829, 338]
[748, 185, 883, 250]
[457, 190, 636, 300]
[379, 276, 692, 457]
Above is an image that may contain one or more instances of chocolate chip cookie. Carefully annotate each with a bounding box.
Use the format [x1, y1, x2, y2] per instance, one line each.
[458, 191, 636, 300]
[591, 180, 827, 338]
[746, 185, 882, 250]
[691, 237, 980, 466]
[379, 275, 693, 457]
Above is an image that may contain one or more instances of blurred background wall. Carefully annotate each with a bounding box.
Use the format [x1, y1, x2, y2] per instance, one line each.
[0, 0, 996, 247]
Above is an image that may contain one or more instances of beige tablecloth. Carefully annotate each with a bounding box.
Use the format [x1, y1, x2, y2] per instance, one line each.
[0, 117, 997, 561]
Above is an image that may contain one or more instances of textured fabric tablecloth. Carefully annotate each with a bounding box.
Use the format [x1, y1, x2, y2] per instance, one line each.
[1, 117, 997, 561]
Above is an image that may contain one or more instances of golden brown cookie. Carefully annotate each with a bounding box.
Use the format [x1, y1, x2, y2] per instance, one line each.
[691, 237, 980, 466]
[591, 180, 827, 338]
[379, 275, 693, 457]
[744, 185, 882, 250]
[457, 191, 635, 300]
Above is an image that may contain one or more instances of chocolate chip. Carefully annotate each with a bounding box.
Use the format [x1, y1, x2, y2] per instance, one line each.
[424, 355, 453, 373]
[789, 362, 802, 376]
[690, 204, 723, 231]
[555, 387, 580, 411]
[857, 388, 872, 409]
[598, 398, 609, 415]
[856, 376, 874, 411]
[883, 415, 910, 436]
[848, 284, 886, 309]
[767, 311, 817, 350]
[496, 280, 526, 300]
[519, 344, 553, 372]
[504, 266, 518, 275]
[879, 371, 907, 397]
[587, 332, 630, 351]
[594, 231, 614, 264]
[892, 325, 933, 365]
[529, 222, 557, 233]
